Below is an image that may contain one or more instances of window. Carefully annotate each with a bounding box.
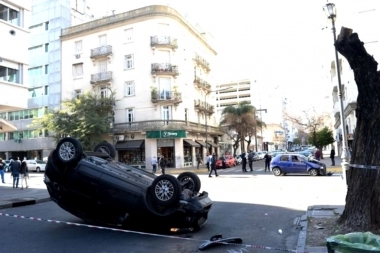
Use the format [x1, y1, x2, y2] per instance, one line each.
[45, 43, 49, 52]
[45, 65, 49, 74]
[29, 87, 44, 97]
[0, 66, 19, 83]
[28, 66, 43, 77]
[125, 28, 133, 42]
[44, 86, 49, 95]
[29, 23, 43, 32]
[280, 155, 289, 162]
[185, 108, 188, 122]
[72, 63, 83, 78]
[99, 35, 107, 46]
[124, 81, 135, 96]
[75, 40, 82, 53]
[124, 54, 134, 69]
[126, 108, 134, 123]
[45, 21, 49, 30]
[74, 89, 82, 99]
[29, 45, 43, 56]
[0, 4, 19, 25]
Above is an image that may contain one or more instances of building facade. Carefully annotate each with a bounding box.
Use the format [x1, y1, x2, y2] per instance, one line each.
[60, 5, 221, 170]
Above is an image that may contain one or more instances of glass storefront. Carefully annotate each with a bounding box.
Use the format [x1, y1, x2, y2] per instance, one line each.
[157, 139, 174, 168]
[119, 149, 145, 165]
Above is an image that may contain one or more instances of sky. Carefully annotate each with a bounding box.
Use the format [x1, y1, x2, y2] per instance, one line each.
[91, 0, 379, 123]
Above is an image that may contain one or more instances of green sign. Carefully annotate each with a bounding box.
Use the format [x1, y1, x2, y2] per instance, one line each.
[147, 130, 187, 138]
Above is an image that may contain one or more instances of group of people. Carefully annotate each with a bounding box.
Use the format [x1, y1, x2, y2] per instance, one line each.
[151, 155, 168, 174]
[240, 150, 271, 172]
[0, 157, 29, 189]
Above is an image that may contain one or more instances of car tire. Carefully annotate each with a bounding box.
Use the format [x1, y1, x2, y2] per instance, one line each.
[177, 172, 201, 193]
[272, 167, 282, 176]
[150, 174, 181, 207]
[309, 169, 318, 176]
[36, 167, 40, 173]
[93, 141, 116, 159]
[56, 137, 83, 165]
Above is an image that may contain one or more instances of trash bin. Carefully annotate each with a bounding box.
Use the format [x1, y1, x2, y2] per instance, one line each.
[326, 232, 380, 253]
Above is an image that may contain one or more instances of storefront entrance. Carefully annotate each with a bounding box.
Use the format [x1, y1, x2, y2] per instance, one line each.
[158, 147, 175, 168]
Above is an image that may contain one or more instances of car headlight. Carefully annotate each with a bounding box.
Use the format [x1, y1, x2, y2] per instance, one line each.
[320, 166, 324, 170]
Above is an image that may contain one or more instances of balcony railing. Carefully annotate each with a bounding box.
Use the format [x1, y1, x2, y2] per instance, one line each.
[150, 36, 178, 50]
[90, 71, 113, 84]
[151, 63, 179, 77]
[151, 90, 182, 104]
[194, 99, 214, 114]
[114, 120, 223, 135]
[90, 45, 112, 59]
[194, 76, 211, 91]
[194, 53, 210, 72]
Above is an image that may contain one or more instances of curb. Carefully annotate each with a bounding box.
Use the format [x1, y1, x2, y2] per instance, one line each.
[0, 197, 51, 209]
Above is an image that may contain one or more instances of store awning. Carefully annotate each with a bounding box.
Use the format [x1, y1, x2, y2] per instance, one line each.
[195, 140, 210, 147]
[184, 139, 200, 147]
[115, 140, 145, 150]
[0, 118, 17, 132]
[206, 141, 218, 148]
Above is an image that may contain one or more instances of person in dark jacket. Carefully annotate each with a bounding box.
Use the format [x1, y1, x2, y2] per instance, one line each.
[159, 155, 167, 175]
[264, 153, 272, 172]
[330, 148, 335, 166]
[208, 153, 218, 177]
[241, 152, 247, 172]
[0, 158, 5, 183]
[10, 157, 21, 188]
[20, 160, 29, 189]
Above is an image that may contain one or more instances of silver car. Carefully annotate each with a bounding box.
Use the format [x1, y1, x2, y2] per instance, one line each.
[26, 160, 46, 172]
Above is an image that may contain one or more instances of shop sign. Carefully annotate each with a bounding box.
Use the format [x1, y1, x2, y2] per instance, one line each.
[146, 130, 187, 139]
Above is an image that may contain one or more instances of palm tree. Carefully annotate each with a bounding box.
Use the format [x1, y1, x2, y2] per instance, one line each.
[220, 101, 259, 155]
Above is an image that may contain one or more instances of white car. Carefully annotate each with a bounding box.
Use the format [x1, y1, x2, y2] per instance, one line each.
[26, 160, 46, 172]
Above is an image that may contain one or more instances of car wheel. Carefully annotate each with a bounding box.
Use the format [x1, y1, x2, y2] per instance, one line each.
[93, 141, 116, 159]
[150, 174, 181, 207]
[56, 137, 83, 165]
[177, 172, 201, 193]
[36, 167, 40, 173]
[272, 167, 282, 176]
[309, 169, 318, 176]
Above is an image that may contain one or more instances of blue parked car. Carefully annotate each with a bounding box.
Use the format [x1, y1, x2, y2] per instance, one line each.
[270, 154, 326, 176]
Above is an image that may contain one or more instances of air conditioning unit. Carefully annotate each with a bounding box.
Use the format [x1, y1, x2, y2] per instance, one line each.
[75, 54, 81, 59]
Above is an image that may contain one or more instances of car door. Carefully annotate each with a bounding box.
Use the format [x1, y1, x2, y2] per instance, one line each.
[290, 155, 308, 174]
[27, 160, 37, 171]
[277, 155, 292, 173]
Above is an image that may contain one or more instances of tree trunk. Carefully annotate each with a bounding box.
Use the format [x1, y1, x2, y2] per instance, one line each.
[335, 27, 380, 230]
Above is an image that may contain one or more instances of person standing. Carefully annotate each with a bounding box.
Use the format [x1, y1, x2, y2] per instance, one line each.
[241, 151, 247, 172]
[209, 153, 218, 177]
[20, 160, 29, 189]
[196, 153, 202, 169]
[206, 153, 212, 172]
[151, 156, 157, 173]
[330, 148, 335, 166]
[10, 157, 21, 188]
[0, 158, 5, 183]
[264, 153, 272, 172]
[159, 155, 167, 175]
[248, 150, 254, 172]
[222, 154, 227, 170]
[314, 148, 321, 161]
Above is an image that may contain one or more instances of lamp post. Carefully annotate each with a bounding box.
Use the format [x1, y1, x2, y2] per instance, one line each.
[205, 87, 231, 154]
[324, 3, 351, 182]
[255, 108, 267, 151]
[102, 87, 116, 146]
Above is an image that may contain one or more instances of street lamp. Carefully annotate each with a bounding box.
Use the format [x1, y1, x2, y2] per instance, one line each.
[205, 87, 231, 154]
[324, 3, 351, 182]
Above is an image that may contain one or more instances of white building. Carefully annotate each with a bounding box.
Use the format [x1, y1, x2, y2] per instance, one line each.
[60, 5, 220, 169]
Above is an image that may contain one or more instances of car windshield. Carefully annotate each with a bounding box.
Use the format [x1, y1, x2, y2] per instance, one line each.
[36, 160, 46, 164]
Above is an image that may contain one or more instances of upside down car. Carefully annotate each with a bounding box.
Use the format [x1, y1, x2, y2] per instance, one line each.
[44, 137, 212, 232]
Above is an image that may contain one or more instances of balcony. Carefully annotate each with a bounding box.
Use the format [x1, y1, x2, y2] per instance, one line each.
[151, 63, 179, 77]
[90, 45, 112, 60]
[194, 76, 211, 91]
[90, 71, 112, 85]
[194, 53, 210, 72]
[150, 36, 178, 50]
[151, 90, 182, 105]
[194, 99, 214, 114]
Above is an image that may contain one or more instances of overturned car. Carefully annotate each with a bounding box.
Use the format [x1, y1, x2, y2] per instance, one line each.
[44, 137, 212, 232]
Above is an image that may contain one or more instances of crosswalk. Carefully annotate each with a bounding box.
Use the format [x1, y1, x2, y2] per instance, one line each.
[218, 167, 265, 173]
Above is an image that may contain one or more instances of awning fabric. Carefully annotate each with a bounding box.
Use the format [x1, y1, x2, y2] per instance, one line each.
[115, 140, 144, 150]
[206, 141, 218, 148]
[195, 140, 210, 147]
[184, 139, 200, 147]
[0, 119, 17, 132]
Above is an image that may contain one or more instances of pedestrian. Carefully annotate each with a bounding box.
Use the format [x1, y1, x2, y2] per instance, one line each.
[196, 153, 202, 169]
[0, 158, 5, 183]
[159, 155, 167, 175]
[264, 153, 272, 172]
[206, 153, 212, 172]
[330, 148, 335, 166]
[209, 152, 218, 177]
[20, 160, 29, 189]
[151, 156, 157, 173]
[248, 150, 254, 172]
[222, 154, 227, 170]
[10, 157, 21, 188]
[241, 151, 247, 172]
[314, 148, 321, 161]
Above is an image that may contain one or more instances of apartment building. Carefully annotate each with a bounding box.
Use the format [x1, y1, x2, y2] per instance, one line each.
[0, 0, 30, 158]
[0, 0, 91, 160]
[60, 5, 220, 169]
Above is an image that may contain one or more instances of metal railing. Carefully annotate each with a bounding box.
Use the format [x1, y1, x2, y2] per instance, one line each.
[151, 90, 182, 103]
[151, 63, 179, 76]
[194, 76, 211, 90]
[194, 53, 210, 71]
[90, 45, 112, 58]
[90, 71, 112, 84]
[150, 36, 178, 49]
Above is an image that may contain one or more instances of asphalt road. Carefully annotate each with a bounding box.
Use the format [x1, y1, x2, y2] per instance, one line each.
[0, 159, 347, 253]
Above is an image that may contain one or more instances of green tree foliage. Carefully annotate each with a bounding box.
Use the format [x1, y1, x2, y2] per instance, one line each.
[308, 126, 335, 147]
[32, 91, 115, 150]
